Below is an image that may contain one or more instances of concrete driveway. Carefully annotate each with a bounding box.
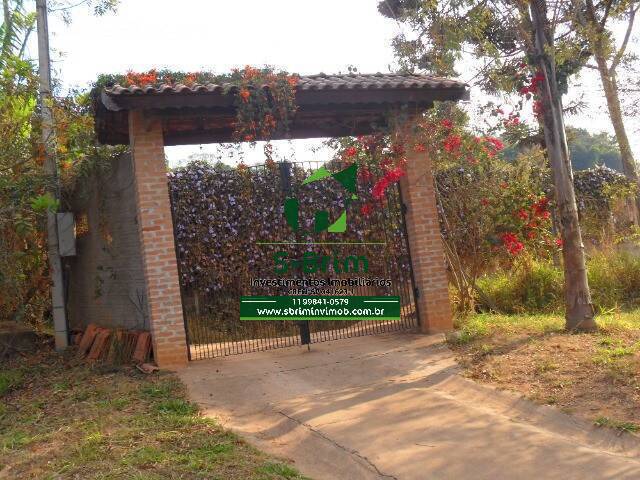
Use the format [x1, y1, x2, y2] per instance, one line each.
[178, 333, 640, 480]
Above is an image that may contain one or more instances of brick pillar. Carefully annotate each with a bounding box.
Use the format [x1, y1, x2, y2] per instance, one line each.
[400, 148, 453, 333]
[129, 110, 188, 369]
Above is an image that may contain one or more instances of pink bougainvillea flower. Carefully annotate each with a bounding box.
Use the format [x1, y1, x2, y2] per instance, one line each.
[372, 177, 390, 200]
[443, 134, 462, 153]
[344, 146, 358, 158]
[360, 203, 373, 216]
[501, 232, 525, 255]
[385, 167, 406, 183]
[532, 196, 550, 217]
[484, 136, 504, 151]
[441, 119, 453, 129]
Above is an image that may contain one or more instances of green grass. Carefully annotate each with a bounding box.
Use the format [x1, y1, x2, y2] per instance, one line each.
[450, 311, 640, 345]
[0, 350, 309, 479]
[0, 369, 23, 396]
[594, 416, 640, 434]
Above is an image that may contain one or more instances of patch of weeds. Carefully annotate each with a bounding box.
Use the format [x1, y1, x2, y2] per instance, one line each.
[598, 337, 622, 347]
[155, 399, 198, 416]
[53, 380, 71, 393]
[0, 369, 23, 396]
[256, 461, 307, 479]
[1, 430, 34, 450]
[122, 446, 167, 467]
[593, 343, 638, 366]
[141, 379, 180, 398]
[73, 431, 107, 463]
[535, 359, 559, 374]
[479, 343, 495, 355]
[595, 416, 640, 434]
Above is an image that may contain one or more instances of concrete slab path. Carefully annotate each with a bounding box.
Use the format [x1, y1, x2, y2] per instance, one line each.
[178, 333, 640, 480]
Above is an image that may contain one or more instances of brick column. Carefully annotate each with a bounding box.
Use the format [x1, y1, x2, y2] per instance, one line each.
[399, 147, 453, 333]
[129, 110, 188, 369]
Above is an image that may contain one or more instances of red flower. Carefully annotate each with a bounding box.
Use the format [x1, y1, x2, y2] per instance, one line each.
[239, 89, 251, 102]
[443, 134, 462, 153]
[372, 177, 390, 200]
[555, 238, 563, 248]
[501, 232, 518, 244]
[516, 209, 529, 220]
[344, 146, 358, 158]
[480, 198, 490, 206]
[441, 119, 453, 129]
[500, 181, 509, 189]
[501, 232, 525, 255]
[360, 204, 373, 216]
[508, 241, 525, 255]
[533, 100, 543, 117]
[532, 197, 550, 217]
[484, 136, 504, 151]
[414, 143, 426, 153]
[385, 167, 406, 183]
[527, 231, 537, 240]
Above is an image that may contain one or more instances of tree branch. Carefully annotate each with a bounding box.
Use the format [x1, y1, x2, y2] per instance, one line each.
[610, 3, 638, 73]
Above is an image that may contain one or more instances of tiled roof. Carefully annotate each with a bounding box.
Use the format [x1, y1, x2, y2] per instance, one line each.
[104, 73, 468, 97]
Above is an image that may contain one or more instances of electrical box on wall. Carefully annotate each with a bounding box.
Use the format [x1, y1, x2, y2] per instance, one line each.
[57, 212, 76, 257]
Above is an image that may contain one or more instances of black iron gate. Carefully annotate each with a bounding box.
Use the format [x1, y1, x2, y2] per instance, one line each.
[170, 160, 418, 360]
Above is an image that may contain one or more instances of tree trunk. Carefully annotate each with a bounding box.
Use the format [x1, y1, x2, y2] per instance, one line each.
[593, 51, 640, 223]
[530, 0, 596, 331]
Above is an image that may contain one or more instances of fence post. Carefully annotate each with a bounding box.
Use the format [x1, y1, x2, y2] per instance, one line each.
[399, 136, 453, 333]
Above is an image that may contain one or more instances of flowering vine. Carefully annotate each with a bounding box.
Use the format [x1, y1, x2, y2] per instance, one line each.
[95, 66, 299, 145]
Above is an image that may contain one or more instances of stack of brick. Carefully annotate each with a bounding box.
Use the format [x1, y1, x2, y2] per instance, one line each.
[75, 323, 153, 365]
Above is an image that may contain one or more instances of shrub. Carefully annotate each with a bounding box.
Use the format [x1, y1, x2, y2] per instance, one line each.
[477, 258, 563, 314]
[475, 250, 640, 314]
[588, 250, 640, 311]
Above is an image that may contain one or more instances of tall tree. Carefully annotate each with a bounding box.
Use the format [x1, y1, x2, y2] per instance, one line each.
[379, 0, 597, 330]
[570, 0, 640, 218]
[529, 0, 596, 330]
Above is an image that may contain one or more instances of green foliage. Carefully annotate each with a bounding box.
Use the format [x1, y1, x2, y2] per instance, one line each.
[378, 0, 587, 94]
[0, 369, 23, 396]
[476, 250, 640, 314]
[566, 127, 623, 171]
[594, 416, 640, 433]
[30, 193, 59, 213]
[477, 258, 563, 314]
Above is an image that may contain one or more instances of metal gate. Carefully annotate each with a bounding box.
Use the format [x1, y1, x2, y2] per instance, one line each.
[170, 160, 418, 360]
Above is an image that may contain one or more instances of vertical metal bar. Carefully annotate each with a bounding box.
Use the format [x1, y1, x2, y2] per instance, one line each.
[398, 183, 420, 329]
